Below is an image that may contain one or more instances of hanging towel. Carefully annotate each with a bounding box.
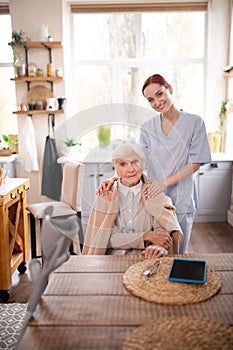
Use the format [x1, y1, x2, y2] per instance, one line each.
[21, 116, 39, 172]
[41, 114, 63, 201]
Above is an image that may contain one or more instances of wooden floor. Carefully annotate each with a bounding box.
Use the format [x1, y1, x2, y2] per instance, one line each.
[5, 221, 233, 304]
[188, 222, 233, 254]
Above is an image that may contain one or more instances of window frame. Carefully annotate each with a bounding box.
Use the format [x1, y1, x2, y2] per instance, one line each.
[0, 5, 18, 136]
[70, 2, 208, 13]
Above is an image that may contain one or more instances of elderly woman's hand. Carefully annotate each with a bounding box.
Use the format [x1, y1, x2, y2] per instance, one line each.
[143, 230, 172, 251]
[141, 245, 164, 259]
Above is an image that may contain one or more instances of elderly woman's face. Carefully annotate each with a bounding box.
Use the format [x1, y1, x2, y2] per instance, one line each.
[114, 153, 143, 187]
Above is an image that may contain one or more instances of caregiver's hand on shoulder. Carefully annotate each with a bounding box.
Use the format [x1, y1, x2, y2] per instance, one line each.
[143, 230, 172, 250]
[96, 177, 118, 196]
[144, 179, 166, 199]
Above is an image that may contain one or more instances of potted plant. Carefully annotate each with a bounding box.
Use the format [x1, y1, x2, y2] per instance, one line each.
[8, 30, 30, 77]
[64, 138, 78, 147]
[97, 126, 111, 147]
[62, 138, 81, 155]
[218, 99, 229, 152]
[1, 134, 18, 154]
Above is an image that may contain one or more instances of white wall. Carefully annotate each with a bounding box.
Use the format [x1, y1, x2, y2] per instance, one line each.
[9, 0, 66, 203]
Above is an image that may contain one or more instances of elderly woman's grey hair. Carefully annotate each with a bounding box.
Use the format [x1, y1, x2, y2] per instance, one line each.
[112, 143, 146, 170]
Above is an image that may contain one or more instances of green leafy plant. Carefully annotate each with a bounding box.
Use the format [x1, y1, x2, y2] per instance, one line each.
[97, 126, 111, 147]
[218, 99, 228, 135]
[218, 99, 229, 152]
[8, 30, 30, 64]
[64, 138, 78, 147]
[2, 134, 18, 147]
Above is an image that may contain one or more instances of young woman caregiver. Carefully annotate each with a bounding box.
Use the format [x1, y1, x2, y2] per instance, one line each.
[98, 74, 211, 254]
[140, 74, 211, 253]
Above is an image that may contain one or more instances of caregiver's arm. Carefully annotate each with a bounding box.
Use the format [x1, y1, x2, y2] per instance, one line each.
[96, 176, 118, 196]
[144, 162, 200, 199]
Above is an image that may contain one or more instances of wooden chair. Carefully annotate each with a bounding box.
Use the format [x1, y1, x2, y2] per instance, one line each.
[27, 161, 84, 259]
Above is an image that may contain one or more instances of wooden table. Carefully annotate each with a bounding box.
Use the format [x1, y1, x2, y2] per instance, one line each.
[18, 253, 233, 349]
[0, 178, 30, 301]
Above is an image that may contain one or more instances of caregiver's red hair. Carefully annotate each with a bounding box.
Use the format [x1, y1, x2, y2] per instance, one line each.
[142, 74, 172, 96]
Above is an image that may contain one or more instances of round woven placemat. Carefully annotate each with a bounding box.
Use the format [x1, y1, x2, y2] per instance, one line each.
[123, 257, 221, 305]
[122, 317, 233, 350]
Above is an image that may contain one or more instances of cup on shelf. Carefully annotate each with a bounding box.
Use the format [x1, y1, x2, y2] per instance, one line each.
[56, 68, 63, 77]
[28, 101, 36, 110]
[57, 97, 66, 110]
[46, 98, 57, 111]
[35, 101, 43, 110]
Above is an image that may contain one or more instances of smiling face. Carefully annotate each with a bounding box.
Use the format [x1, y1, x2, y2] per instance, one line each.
[114, 153, 143, 187]
[143, 83, 173, 114]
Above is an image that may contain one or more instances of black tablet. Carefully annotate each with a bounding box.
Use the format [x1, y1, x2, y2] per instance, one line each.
[168, 258, 207, 284]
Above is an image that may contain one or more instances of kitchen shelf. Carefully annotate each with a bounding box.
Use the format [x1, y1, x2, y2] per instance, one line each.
[26, 41, 63, 49]
[13, 110, 64, 115]
[222, 70, 233, 78]
[11, 40, 64, 117]
[10, 76, 63, 82]
[227, 105, 233, 113]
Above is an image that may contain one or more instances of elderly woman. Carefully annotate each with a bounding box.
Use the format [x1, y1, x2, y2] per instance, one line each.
[82, 143, 183, 258]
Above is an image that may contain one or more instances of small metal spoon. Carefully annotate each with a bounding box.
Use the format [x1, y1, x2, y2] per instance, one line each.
[142, 260, 161, 277]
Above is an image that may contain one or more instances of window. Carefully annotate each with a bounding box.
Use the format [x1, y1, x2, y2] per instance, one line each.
[70, 9, 206, 149]
[0, 12, 17, 136]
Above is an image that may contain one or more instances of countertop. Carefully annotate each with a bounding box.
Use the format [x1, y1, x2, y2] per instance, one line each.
[0, 154, 18, 164]
[58, 150, 233, 164]
[211, 153, 233, 162]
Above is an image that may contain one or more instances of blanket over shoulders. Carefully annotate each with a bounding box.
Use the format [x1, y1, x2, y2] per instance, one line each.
[82, 175, 183, 255]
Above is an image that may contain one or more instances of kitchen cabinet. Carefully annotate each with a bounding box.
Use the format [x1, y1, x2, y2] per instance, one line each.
[194, 161, 232, 222]
[10, 41, 63, 116]
[0, 178, 30, 301]
[82, 162, 115, 225]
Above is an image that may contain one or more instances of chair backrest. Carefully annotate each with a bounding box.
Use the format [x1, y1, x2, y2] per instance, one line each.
[61, 162, 84, 211]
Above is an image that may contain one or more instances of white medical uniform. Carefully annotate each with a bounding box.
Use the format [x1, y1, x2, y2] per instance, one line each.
[140, 110, 211, 253]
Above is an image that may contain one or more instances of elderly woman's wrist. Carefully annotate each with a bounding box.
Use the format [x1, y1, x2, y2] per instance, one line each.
[143, 231, 151, 242]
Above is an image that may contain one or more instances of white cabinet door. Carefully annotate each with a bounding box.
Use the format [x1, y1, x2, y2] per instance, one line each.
[96, 163, 115, 186]
[195, 162, 232, 222]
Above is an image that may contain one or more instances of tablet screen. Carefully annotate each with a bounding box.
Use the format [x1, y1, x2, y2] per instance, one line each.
[168, 258, 206, 284]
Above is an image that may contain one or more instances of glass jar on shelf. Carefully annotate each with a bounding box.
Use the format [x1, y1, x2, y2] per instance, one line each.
[28, 62, 37, 77]
[47, 63, 55, 77]
[36, 68, 44, 77]
[15, 56, 26, 78]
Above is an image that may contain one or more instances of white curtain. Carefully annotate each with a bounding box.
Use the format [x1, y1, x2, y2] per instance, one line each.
[205, 0, 232, 134]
